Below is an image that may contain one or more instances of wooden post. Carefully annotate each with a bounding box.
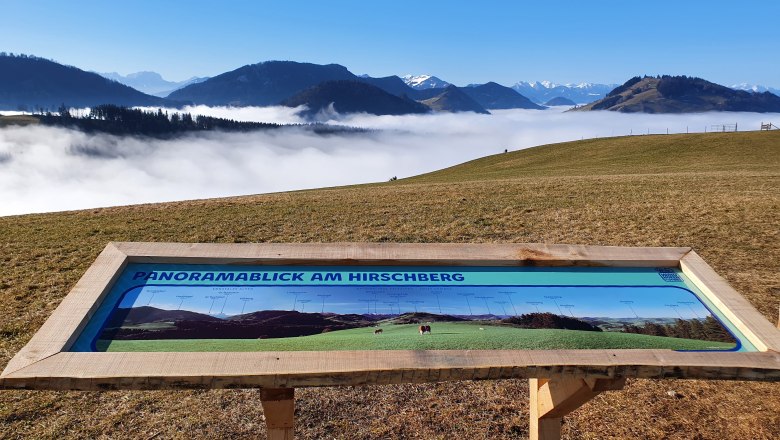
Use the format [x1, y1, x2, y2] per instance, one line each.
[529, 377, 625, 440]
[260, 388, 295, 440]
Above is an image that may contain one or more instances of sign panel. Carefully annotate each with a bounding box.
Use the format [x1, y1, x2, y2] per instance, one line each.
[72, 263, 752, 353]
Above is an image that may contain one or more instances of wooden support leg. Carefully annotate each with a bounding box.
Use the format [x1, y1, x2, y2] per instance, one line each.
[529, 377, 625, 440]
[260, 387, 295, 440]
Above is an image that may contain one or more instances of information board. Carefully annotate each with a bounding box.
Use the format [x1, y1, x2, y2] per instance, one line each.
[3, 243, 780, 440]
[72, 263, 752, 353]
[3, 242, 779, 395]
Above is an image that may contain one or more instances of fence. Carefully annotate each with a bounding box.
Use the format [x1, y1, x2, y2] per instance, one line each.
[761, 122, 778, 130]
[708, 123, 738, 132]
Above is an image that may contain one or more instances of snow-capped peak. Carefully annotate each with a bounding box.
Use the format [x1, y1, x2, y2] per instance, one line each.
[401, 74, 451, 90]
[731, 83, 768, 93]
[511, 81, 619, 105]
[570, 82, 595, 89]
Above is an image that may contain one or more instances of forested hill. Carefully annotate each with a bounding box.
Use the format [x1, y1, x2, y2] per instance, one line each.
[168, 61, 358, 106]
[576, 75, 780, 113]
[0, 54, 184, 110]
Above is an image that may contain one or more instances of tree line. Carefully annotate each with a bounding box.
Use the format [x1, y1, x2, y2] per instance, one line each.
[40, 104, 281, 137]
[37, 104, 368, 137]
[621, 316, 734, 343]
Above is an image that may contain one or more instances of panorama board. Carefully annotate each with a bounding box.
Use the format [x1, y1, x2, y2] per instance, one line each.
[71, 263, 753, 353]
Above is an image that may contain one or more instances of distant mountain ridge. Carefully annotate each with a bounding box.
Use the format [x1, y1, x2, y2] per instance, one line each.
[512, 81, 616, 104]
[576, 75, 780, 113]
[100, 71, 208, 97]
[545, 97, 577, 106]
[105, 306, 222, 327]
[731, 83, 780, 96]
[8, 54, 777, 115]
[169, 61, 522, 115]
[462, 82, 545, 110]
[0, 54, 184, 110]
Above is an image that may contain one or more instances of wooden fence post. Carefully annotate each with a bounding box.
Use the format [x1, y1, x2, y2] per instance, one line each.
[260, 388, 295, 440]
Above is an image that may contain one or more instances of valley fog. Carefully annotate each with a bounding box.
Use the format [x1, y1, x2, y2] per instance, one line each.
[0, 107, 777, 216]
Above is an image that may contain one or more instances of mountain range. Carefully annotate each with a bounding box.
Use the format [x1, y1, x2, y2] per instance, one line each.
[166, 60, 457, 114]
[166, 60, 544, 115]
[731, 83, 780, 96]
[0, 54, 183, 110]
[2, 53, 779, 115]
[511, 81, 617, 104]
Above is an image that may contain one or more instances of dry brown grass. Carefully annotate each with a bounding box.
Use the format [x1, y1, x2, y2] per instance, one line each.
[0, 115, 40, 127]
[1, 131, 779, 439]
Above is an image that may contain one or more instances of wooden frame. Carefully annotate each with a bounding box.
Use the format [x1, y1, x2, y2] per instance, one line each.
[3, 242, 779, 439]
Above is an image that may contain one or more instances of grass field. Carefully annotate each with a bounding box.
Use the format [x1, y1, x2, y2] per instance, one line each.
[98, 322, 734, 352]
[1, 130, 779, 439]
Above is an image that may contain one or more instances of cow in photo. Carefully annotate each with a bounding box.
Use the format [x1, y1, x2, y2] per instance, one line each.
[419, 325, 431, 335]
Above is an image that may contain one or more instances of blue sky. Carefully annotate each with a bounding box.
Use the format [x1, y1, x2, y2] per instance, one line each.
[2, 1, 778, 87]
[119, 284, 712, 320]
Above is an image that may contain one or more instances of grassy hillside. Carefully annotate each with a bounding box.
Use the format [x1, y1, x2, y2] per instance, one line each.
[0, 114, 40, 127]
[99, 322, 733, 352]
[408, 131, 780, 182]
[1, 130, 779, 439]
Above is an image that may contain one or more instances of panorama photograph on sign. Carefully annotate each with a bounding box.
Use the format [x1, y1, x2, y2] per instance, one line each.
[72, 263, 747, 353]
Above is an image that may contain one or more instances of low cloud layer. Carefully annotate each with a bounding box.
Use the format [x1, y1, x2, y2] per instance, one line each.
[1, 107, 777, 216]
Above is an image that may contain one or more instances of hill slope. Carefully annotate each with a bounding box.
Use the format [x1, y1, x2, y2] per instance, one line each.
[462, 82, 544, 109]
[407, 131, 780, 183]
[420, 85, 490, 114]
[280, 80, 430, 116]
[577, 75, 780, 113]
[358, 75, 420, 98]
[0, 54, 180, 110]
[1, 131, 779, 439]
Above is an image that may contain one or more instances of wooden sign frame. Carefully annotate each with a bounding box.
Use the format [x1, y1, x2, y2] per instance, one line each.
[3, 242, 779, 439]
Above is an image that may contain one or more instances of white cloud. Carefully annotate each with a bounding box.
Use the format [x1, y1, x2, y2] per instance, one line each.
[0, 107, 778, 216]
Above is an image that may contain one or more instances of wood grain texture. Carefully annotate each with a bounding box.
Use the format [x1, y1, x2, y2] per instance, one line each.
[114, 242, 691, 267]
[1, 243, 128, 376]
[529, 378, 563, 440]
[1, 349, 779, 390]
[680, 251, 780, 352]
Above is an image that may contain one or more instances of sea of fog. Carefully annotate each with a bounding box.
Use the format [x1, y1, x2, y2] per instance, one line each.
[1, 107, 777, 216]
